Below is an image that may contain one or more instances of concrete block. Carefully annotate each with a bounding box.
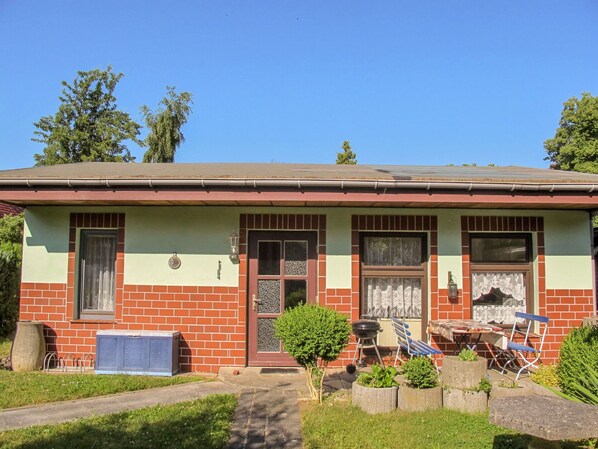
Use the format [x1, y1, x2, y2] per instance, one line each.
[351, 382, 398, 414]
[398, 385, 442, 412]
[443, 388, 488, 413]
[441, 356, 487, 390]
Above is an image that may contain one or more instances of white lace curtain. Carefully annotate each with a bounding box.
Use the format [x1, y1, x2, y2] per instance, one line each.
[472, 272, 526, 324]
[82, 234, 116, 312]
[365, 277, 422, 318]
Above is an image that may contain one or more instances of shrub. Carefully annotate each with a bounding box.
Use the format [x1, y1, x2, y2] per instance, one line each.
[401, 357, 438, 389]
[0, 213, 23, 338]
[274, 303, 351, 403]
[457, 348, 479, 362]
[531, 364, 559, 387]
[557, 325, 598, 404]
[357, 364, 399, 388]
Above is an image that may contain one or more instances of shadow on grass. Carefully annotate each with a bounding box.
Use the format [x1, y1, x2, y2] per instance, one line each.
[493, 434, 591, 449]
[0, 395, 236, 449]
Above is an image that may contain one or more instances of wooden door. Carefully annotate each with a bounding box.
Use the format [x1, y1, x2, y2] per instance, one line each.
[247, 231, 317, 366]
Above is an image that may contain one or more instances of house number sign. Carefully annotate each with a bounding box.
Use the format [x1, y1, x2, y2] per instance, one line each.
[168, 253, 181, 270]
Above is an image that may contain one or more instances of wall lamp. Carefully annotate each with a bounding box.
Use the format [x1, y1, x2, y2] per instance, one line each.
[229, 232, 240, 262]
[447, 271, 459, 301]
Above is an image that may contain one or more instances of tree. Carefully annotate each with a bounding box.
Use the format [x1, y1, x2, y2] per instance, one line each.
[0, 213, 23, 337]
[336, 140, 357, 165]
[33, 66, 142, 166]
[544, 92, 598, 173]
[141, 87, 193, 163]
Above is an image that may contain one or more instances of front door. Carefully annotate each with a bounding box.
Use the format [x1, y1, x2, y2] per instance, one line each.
[247, 231, 317, 366]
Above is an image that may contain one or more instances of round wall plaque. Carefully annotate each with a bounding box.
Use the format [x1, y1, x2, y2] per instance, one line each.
[168, 253, 181, 270]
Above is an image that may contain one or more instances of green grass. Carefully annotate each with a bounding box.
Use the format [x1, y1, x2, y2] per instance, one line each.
[0, 337, 11, 358]
[301, 402, 591, 449]
[0, 371, 204, 409]
[0, 395, 236, 449]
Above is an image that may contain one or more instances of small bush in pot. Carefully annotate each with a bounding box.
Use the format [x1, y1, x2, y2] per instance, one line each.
[457, 348, 478, 362]
[357, 364, 399, 388]
[402, 356, 438, 389]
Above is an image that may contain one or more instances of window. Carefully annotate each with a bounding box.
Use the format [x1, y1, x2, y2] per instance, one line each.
[470, 234, 531, 325]
[78, 230, 117, 319]
[361, 234, 426, 319]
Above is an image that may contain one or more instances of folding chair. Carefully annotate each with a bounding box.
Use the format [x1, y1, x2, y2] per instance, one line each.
[391, 317, 442, 371]
[500, 312, 549, 381]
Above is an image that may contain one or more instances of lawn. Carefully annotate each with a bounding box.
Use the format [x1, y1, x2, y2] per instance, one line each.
[301, 401, 592, 449]
[0, 395, 237, 449]
[0, 371, 203, 409]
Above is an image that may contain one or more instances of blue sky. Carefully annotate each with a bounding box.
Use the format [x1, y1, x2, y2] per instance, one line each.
[0, 1, 597, 170]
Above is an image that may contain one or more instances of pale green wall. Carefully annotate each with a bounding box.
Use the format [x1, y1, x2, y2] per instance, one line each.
[21, 206, 594, 291]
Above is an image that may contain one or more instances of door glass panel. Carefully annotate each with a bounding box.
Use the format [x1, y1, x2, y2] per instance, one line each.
[364, 237, 422, 266]
[284, 241, 308, 276]
[471, 237, 528, 263]
[258, 241, 281, 275]
[257, 318, 281, 352]
[364, 277, 422, 319]
[257, 280, 281, 314]
[284, 279, 306, 310]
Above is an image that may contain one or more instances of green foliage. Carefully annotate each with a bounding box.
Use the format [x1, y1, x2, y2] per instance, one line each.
[274, 304, 350, 368]
[544, 92, 598, 173]
[33, 66, 142, 165]
[476, 376, 492, 395]
[531, 364, 559, 387]
[336, 140, 357, 165]
[0, 213, 23, 337]
[0, 371, 203, 409]
[558, 325, 598, 404]
[356, 364, 399, 388]
[457, 348, 478, 361]
[0, 395, 236, 449]
[401, 356, 438, 389]
[142, 86, 193, 163]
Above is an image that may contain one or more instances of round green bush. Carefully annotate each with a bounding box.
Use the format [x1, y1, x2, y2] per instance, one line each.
[557, 325, 598, 401]
[274, 303, 351, 368]
[401, 356, 438, 389]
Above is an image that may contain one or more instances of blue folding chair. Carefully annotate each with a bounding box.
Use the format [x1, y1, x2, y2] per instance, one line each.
[391, 318, 442, 371]
[500, 312, 549, 381]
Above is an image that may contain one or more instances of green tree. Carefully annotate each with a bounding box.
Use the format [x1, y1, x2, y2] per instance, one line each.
[33, 66, 142, 166]
[0, 213, 23, 337]
[544, 92, 598, 173]
[142, 87, 193, 163]
[336, 140, 357, 165]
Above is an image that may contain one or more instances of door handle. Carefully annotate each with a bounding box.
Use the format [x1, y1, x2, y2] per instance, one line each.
[252, 294, 262, 311]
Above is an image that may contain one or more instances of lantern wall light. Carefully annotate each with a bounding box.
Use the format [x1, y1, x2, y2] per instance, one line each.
[229, 232, 240, 262]
[447, 271, 459, 301]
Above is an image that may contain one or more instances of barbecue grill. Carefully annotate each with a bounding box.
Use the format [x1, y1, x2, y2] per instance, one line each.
[346, 318, 384, 373]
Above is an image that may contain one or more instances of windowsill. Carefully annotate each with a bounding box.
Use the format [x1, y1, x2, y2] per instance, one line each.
[70, 319, 117, 324]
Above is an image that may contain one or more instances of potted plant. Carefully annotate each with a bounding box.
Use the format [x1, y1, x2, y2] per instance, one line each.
[398, 356, 442, 411]
[352, 364, 399, 414]
[442, 349, 490, 413]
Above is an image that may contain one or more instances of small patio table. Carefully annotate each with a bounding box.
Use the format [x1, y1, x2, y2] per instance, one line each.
[427, 319, 506, 352]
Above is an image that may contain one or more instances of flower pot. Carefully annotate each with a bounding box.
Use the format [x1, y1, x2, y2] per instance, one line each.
[442, 356, 487, 390]
[398, 385, 442, 412]
[443, 388, 488, 413]
[352, 382, 398, 414]
[11, 321, 45, 372]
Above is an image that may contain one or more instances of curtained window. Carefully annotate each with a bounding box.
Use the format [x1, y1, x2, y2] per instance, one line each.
[78, 230, 117, 319]
[470, 234, 531, 325]
[361, 235, 426, 319]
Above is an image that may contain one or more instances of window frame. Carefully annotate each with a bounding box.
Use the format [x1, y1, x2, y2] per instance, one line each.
[469, 233, 533, 324]
[359, 232, 428, 318]
[77, 229, 118, 320]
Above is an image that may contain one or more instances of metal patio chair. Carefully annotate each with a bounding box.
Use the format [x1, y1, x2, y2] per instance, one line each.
[500, 312, 549, 381]
[391, 317, 442, 371]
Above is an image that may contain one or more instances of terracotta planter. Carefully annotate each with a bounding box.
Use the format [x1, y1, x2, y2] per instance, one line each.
[442, 356, 487, 389]
[11, 321, 45, 372]
[352, 382, 398, 414]
[443, 388, 488, 413]
[398, 385, 442, 412]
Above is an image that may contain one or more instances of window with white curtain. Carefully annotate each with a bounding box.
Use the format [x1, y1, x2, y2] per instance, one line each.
[78, 230, 117, 319]
[470, 234, 531, 325]
[361, 235, 426, 319]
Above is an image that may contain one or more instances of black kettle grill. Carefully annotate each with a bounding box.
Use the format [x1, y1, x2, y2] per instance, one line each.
[346, 318, 384, 373]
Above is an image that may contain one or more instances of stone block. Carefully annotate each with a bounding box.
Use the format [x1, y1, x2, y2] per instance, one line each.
[352, 382, 398, 414]
[443, 388, 488, 413]
[441, 356, 487, 390]
[398, 385, 442, 412]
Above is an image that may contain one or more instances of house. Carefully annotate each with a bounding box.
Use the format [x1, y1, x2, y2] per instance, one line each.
[0, 162, 596, 373]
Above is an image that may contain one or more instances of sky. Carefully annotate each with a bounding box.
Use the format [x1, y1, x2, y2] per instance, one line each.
[0, 1, 597, 170]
